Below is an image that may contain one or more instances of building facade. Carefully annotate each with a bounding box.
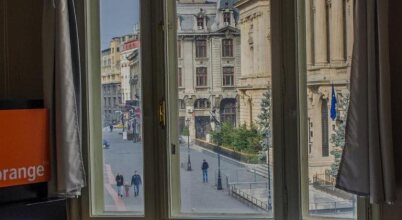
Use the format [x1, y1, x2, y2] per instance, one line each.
[120, 38, 140, 104]
[234, 0, 271, 127]
[305, 0, 354, 178]
[177, 0, 241, 140]
[127, 46, 142, 142]
[234, 0, 354, 178]
[101, 34, 136, 126]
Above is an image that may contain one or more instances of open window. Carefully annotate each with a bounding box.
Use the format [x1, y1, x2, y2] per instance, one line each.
[81, 0, 372, 219]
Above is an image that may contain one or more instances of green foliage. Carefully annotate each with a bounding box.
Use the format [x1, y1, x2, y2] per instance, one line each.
[209, 89, 272, 159]
[232, 124, 262, 153]
[182, 126, 189, 136]
[221, 122, 235, 147]
[257, 90, 272, 161]
[329, 93, 349, 177]
[210, 123, 262, 153]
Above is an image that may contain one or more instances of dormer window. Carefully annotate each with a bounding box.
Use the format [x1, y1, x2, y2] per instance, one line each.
[196, 8, 205, 30]
[197, 16, 204, 29]
[223, 12, 231, 24]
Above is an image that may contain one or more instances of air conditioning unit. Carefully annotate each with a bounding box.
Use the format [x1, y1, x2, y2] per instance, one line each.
[186, 107, 193, 113]
[197, 26, 203, 30]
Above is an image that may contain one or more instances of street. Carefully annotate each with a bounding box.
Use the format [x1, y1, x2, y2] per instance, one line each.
[102, 128, 268, 214]
[102, 128, 353, 218]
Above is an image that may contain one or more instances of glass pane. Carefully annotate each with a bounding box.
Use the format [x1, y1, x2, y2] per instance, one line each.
[100, 0, 143, 213]
[304, 0, 356, 218]
[175, 0, 272, 217]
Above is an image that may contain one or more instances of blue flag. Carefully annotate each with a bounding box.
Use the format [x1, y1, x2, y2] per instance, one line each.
[330, 84, 337, 121]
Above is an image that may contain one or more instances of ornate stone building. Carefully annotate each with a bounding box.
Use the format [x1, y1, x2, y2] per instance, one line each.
[120, 38, 140, 104]
[234, 0, 271, 127]
[177, 0, 241, 140]
[234, 0, 354, 178]
[101, 34, 135, 126]
[306, 0, 354, 178]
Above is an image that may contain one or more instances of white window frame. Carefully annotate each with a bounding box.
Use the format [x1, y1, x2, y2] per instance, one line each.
[80, 0, 158, 219]
[73, 0, 380, 219]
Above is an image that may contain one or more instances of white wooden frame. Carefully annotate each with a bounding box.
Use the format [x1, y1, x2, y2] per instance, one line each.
[73, 0, 378, 219]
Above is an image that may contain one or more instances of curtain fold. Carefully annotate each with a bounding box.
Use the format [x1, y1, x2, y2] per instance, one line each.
[336, 0, 395, 204]
[42, 0, 86, 197]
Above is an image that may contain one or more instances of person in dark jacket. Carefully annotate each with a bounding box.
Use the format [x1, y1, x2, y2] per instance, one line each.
[201, 159, 209, 183]
[131, 170, 142, 197]
[115, 173, 124, 197]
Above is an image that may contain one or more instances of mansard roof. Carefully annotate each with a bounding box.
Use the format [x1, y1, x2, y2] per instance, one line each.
[218, 0, 238, 9]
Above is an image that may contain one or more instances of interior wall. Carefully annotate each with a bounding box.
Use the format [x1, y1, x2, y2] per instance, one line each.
[0, 0, 43, 99]
[382, 0, 402, 218]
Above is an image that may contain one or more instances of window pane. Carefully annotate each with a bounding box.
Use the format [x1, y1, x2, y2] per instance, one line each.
[174, 0, 272, 217]
[100, 0, 144, 213]
[304, 0, 356, 218]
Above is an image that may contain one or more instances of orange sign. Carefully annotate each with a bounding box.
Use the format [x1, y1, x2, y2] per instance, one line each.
[0, 109, 50, 187]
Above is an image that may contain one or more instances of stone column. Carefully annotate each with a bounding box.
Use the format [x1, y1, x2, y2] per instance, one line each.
[313, 0, 328, 64]
[330, 0, 345, 62]
[306, 0, 313, 65]
[346, 0, 353, 61]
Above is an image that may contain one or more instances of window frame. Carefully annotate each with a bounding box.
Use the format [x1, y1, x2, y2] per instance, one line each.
[195, 39, 207, 58]
[222, 39, 233, 57]
[195, 67, 207, 87]
[296, 0, 373, 220]
[223, 11, 231, 24]
[178, 67, 182, 87]
[80, 0, 157, 219]
[75, 0, 378, 219]
[197, 16, 204, 29]
[222, 66, 234, 86]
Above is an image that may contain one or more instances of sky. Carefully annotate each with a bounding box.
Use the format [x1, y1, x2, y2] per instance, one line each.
[100, 0, 140, 50]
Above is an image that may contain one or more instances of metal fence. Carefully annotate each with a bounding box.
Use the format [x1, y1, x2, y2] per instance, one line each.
[225, 181, 271, 211]
[229, 184, 269, 211]
[309, 200, 356, 216]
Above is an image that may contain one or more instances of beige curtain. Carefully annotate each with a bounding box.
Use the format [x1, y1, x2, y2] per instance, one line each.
[42, 0, 86, 197]
[336, 0, 396, 204]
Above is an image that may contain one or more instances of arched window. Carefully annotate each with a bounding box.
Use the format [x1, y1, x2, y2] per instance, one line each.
[197, 16, 204, 29]
[220, 98, 236, 126]
[194, 99, 210, 109]
[321, 99, 329, 157]
[178, 99, 185, 109]
[223, 11, 231, 24]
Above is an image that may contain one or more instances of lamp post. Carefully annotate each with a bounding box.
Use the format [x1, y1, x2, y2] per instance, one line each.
[210, 108, 222, 190]
[185, 118, 192, 171]
[267, 143, 272, 210]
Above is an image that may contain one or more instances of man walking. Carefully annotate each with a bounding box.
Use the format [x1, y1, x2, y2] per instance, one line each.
[201, 159, 209, 183]
[131, 170, 142, 197]
[115, 173, 124, 197]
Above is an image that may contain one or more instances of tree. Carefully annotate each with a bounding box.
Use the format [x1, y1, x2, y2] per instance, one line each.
[257, 89, 272, 161]
[330, 93, 350, 177]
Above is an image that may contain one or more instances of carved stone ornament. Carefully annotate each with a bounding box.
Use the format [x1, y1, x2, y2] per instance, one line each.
[326, 0, 332, 7]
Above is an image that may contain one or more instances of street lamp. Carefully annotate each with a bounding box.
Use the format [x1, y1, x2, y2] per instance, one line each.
[185, 118, 192, 171]
[267, 143, 272, 210]
[210, 108, 223, 190]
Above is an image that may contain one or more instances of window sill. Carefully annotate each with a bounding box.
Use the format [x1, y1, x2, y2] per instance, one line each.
[195, 57, 208, 60]
[222, 85, 235, 88]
